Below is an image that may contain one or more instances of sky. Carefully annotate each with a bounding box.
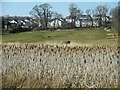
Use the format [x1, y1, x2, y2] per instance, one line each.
[1, 0, 120, 2]
[1, 2, 118, 17]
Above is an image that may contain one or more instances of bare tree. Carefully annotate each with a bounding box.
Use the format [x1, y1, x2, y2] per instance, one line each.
[69, 3, 78, 28]
[110, 5, 120, 35]
[69, 3, 84, 28]
[86, 9, 94, 27]
[30, 3, 52, 30]
[53, 12, 63, 19]
[86, 9, 92, 15]
[77, 9, 83, 28]
[95, 5, 108, 27]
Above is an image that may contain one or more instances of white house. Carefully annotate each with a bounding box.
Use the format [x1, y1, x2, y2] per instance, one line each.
[65, 18, 72, 23]
[49, 18, 65, 28]
[75, 20, 81, 27]
[9, 20, 17, 24]
[93, 19, 99, 27]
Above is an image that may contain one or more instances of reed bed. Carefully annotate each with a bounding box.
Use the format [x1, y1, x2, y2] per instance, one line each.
[1, 43, 119, 88]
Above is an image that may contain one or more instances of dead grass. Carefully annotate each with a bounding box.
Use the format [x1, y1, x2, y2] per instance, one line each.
[2, 43, 119, 88]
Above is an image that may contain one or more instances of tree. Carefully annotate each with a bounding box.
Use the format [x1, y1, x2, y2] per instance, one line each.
[52, 12, 63, 29]
[85, 9, 94, 27]
[110, 5, 120, 35]
[95, 5, 108, 27]
[77, 9, 83, 28]
[30, 3, 52, 30]
[53, 12, 63, 19]
[86, 9, 92, 15]
[69, 3, 84, 28]
[69, 3, 79, 28]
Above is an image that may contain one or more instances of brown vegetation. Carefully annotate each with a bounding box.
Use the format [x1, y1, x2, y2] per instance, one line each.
[1, 43, 119, 88]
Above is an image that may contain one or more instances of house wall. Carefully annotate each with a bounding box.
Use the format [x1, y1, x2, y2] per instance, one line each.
[93, 20, 99, 27]
[2, 43, 119, 88]
[75, 20, 81, 27]
[49, 20, 62, 28]
[82, 21, 92, 27]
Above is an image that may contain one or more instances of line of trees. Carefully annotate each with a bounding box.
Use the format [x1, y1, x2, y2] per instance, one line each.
[29, 3, 119, 30]
[2, 2, 119, 35]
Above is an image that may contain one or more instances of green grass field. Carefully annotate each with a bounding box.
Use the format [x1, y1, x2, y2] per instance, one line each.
[2, 29, 118, 45]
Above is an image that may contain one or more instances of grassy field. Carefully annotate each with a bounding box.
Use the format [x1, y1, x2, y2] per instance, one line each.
[2, 29, 118, 45]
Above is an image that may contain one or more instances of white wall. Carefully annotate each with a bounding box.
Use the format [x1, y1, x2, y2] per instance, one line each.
[49, 19, 62, 28]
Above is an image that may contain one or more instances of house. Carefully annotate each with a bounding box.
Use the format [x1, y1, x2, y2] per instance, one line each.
[93, 19, 99, 27]
[65, 16, 72, 23]
[75, 20, 81, 27]
[9, 20, 17, 24]
[62, 22, 72, 29]
[93, 15, 112, 27]
[65, 15, 93, 28]
[80, 15, 93, 28]
[49, 18, 66, 29]
[2, 16, 34, 33]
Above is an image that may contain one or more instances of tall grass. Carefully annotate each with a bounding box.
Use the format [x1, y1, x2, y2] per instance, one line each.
[2, 43, 119, 88]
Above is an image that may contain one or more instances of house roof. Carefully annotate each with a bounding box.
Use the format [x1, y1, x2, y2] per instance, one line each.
[50, 18, 66, 22]
[9, 20, 17, 24]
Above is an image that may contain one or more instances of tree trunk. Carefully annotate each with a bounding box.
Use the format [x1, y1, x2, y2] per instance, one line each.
[105, 15, 107, 27]
[99, 15, 102, 27]
[80, 20, 82, 28]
